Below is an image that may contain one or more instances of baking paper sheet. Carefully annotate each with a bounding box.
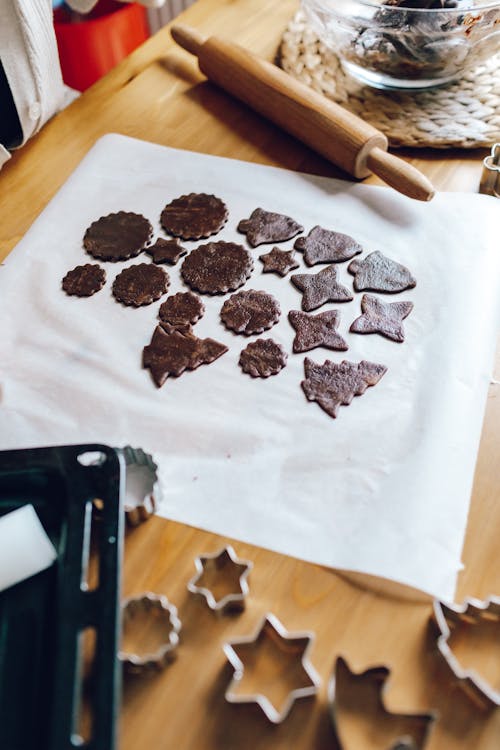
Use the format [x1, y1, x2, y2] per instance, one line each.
[1, 134, 499, 600]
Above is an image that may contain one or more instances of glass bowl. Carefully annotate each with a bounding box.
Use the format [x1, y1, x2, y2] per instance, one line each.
[301, 0, 500, 90]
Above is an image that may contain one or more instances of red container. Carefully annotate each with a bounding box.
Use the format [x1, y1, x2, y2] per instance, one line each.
[54, 0, 149, 91]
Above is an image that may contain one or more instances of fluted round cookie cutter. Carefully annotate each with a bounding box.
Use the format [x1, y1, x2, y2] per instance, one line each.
[120, 446, 159, 527]
[119, 592, 181, 673]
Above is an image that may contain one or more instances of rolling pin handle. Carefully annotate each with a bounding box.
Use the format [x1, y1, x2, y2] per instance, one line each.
[366, 147, 435, 202]
[171, 24, 206, 56]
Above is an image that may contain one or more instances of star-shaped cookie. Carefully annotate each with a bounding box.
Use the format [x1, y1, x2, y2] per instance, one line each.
[350, 294, 414, 342]
[288, 310, 348, 353]
[291, 265, 353, 311]
[259, 247, 299, 277]
[294, 226, 362, 266]
[145, 237, 187, 265]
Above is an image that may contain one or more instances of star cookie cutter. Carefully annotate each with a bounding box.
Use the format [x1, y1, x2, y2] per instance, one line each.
[187, 545, 253, 614]
[119, 592, 181, 673]
[223, 613, 321, 723]
[432, 596, 500, 708]
[120, 446, 159, 527]
[329, 657, 436, 750]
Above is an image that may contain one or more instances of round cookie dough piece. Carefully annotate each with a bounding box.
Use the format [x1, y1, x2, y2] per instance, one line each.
[84, 212, 153, 261]
[181, 241, 253, 295]
[239, 339, 288, 378]
[112, 263, 169, 307]
[159, 292, 205, 327]
[62, 264, 106, 297]
[221, 290, 281, 335]
[160, 193, 228, 240]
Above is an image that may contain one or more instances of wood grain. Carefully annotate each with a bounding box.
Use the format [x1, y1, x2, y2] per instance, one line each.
[0, 1, 498, 748]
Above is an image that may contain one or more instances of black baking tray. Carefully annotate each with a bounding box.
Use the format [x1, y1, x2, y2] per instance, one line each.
[0, 444, 124, 750]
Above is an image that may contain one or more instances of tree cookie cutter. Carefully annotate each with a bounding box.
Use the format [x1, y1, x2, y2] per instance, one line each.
[223, 613, 321, 723]
[479, 143, 500, 198]
[432, 596, 500, 709]
[329, 657, 435, 750]
[119, 592, 181, 674]
[187, 545, 253, 614]
[120, 446, 159, 526]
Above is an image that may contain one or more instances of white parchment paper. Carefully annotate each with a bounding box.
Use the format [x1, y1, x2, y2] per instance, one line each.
[1, 135, 499, 600]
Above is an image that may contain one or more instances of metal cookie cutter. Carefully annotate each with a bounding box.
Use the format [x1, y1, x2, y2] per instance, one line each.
[432, 596, 500, 709]
[329, 657, 435, 749]
[187, 545, 253, 614]
[479, 143, 500, 198]
[223, 613, 321, 723]
[119, 592, 181, 674]
[120, 446, 159, 526]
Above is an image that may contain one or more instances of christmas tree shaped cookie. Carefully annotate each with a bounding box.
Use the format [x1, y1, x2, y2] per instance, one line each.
[301, 358, 387, 418]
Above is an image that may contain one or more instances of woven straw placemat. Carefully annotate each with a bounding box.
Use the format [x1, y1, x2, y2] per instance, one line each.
[280, 11, 500, 149]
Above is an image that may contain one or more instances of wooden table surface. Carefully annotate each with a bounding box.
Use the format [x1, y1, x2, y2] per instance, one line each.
[1, 1, 499, 748]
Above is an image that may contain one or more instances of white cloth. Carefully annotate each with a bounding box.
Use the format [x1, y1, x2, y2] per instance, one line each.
[0, 0, 165, 168]
[65, 1, 166, 11]
[0, 144, 11, 167]
[0, 0, 66, 149]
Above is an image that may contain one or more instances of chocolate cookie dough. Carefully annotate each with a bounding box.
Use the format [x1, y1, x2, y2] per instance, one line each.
[84, 212, 153, 261]
[62, 264, 106, 297]
[159, 292, 205, 327]
[259, 247, 299, 277]
[112, 263, 169, 307]
[221, 290, 281, 335]
[348, 251, 416, 293]
[302, 358, 387, 418]
[181, 241, 253, 295]
[239, 339, 288, 378]
[145, 238, 187, 265]
[289, 310, 348, 353]
[346, 0, 483, 83]
[291, 265, 353, 311]
[143, 324, 228, 387]
[294, 226, 363, 266]
[350, 294, 414, 342]
[237, 208, 304, 247]
[160, 193, 228, 240]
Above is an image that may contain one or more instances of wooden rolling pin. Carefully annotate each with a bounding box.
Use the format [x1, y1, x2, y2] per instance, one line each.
[171, 24, 435, 202]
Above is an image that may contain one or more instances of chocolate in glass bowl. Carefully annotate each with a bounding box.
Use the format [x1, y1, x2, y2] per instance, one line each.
[302, 0, 500, 89]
